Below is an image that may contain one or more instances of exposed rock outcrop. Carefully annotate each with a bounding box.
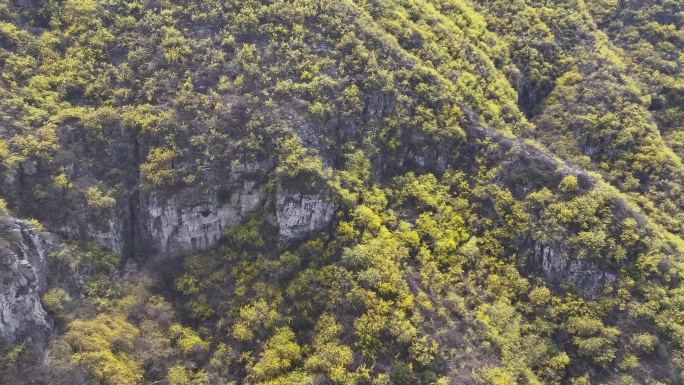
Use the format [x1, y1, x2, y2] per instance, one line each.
[0, 217, 57, 354]
[531, 243, 617, 296]
[275, 187, 337, 242]
[134, 180, 336, 259]
[137, 179, 266, 261]
[60, 152, 339, 261]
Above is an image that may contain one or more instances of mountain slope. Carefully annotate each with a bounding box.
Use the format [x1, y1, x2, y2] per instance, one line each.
[1, 0, 684, 384]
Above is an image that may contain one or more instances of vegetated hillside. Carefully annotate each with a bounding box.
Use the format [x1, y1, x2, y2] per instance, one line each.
[1, 0, 684, 384]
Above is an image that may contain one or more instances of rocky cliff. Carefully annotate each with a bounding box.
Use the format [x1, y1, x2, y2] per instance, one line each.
[0, 216, 57, 355]
[61, 166, 335, 262]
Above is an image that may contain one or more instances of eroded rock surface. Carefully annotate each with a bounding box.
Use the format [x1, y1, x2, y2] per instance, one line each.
[276, 188, 337, 242]
[0, 217, 56, 352]
[532, 243, 617, 296]
[138, 180, 266, 260]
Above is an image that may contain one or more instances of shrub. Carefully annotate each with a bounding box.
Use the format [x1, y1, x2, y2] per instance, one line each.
[630, 333, 656, 353]
[559, 175, 579, 191]
[42, 288, 72, 313]
[217, 186, 232, 205]
[391, 362, 417, 385]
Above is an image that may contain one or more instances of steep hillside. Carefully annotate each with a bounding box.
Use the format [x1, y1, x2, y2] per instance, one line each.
[0, 0, 684, 384]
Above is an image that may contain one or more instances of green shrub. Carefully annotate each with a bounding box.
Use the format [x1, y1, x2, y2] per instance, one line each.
[391, 362, 417, 385]
[217, 186, 232, 205]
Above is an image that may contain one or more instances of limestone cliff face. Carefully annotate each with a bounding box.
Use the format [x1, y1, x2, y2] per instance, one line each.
[63, 159, 336, 261]
[531, 243, 617, 296]
[0, 217, 56, 352]
[275, 187, 337, 242]
[136, 179, 266, 261]
[133, 181, 335, 260]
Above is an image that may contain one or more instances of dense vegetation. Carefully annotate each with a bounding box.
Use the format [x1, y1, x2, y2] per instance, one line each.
[1, 0, 684, 384]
